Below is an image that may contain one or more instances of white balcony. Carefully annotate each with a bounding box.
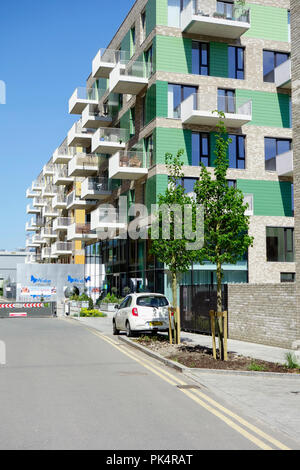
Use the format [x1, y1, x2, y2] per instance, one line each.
[42, 205, 59, 218]
[26, 237, 40, 248]
[53, 217, 71, 232]
[33, 197, 47, 208]
[41, 228, 57, 240]
[31, 181, 42, 193]
[92, 127, 128, 154]
[51, 242, 73, 256]
[32, 234, 46, 246]
[52, 194, 67, 209]
[53, 139, 75, 164]
[43, 163, 55, 177]
[42, 185, 57, 198]
[91, 207, 127, 231]
[68, 154, 99, 177]
[92, 48, 129, 79]
[81, 177, 112, 200]
[82, 103, 112, 129]
[69, 87, 99, 114]
[244, 194, 254, 216]
[66, 190, 98, 210]
[26, 187, 37, 198]
[25, 252, 40, 264]
[26, 218, 38, 232]
[181, 93, 252, 128]
[109, 60, 148, 95]
[275, 59, 291, 89]
[109, 151, 148, 180]
[53, 167, 74, 186]
[277, 150, 293, 177]
[181, 0, 250, 39]
[67, 223, 98, 241]
[67, 119, 95, 147]
[27, 204, 41, 215]
[42, 247, 58, 260]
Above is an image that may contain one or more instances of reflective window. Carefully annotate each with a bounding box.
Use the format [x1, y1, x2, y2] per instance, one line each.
[264, 138, 292, 171]
[263, 50, 289, 82]
[192, 42, 209, 76]
[218, 89, 235, 113]
[266, 227, 294, 262]
[228, 135, 245, 169]
[192, 132, 210, 166]
[228, 46, 244, 79]
[168, 84, 197, 118]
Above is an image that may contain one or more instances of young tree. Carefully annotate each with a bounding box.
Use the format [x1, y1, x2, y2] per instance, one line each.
[150, 150, 200, 344]
[194, 112, 254, 360]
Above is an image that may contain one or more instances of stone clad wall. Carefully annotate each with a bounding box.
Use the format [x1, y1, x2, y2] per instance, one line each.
[228, 284, 298, 349]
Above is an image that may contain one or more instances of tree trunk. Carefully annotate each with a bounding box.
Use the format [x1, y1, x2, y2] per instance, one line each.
[171, 271, 179, 344]
[216, 260, 224, 360]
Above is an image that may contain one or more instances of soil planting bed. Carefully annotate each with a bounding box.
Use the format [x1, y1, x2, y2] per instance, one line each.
[134, 336, 300, 374]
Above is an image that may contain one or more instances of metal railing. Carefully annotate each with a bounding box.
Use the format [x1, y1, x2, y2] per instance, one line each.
[95, 48, 130, 65]
[95, 127, 129, 144]
[84, 177, 111, 192]
[182, 92, 252, 116]
[116, 151, 146, 168]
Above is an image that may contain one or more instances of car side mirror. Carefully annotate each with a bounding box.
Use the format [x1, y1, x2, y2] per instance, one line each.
[115, 304, 120, 309]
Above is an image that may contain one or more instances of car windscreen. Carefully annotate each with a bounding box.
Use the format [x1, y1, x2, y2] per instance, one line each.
[136, 296, 169, 308]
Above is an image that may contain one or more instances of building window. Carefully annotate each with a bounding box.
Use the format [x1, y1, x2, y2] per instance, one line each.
[266, 227, 294, 262]
[263, 50, 289, 83]
[228, 46, 244, 79]
[130, 107, 135, 137]
[217, 1, 234, 19]
[192, 42, 209, 76]
[281, 272, 295, 282]
[228, 135, 245, 169]
[131, 27, 136, 56]
[227, 180, 237, 188]
[145, 135, 154, 166]
[145, 46, 154, 76]
[180, 177, 198, 195]
[192, 132, 210, 166]
[218, 89, 235, 113]
[264, 138, 292, 171]
[167, 0, 189, 27]
[168, 84, 197, 118]
[141, 11, 146, 44]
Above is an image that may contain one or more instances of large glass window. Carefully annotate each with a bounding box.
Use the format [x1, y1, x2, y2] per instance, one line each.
[168, 0, 189, 27]
[192, 42, 209, 76]
[263, 50, 289, 83]
[228, 135, 245, 169]
[192, 132, 210, 166]
[228, 46, 244, 79]
[181, 177, 198, 194]
[264, 138, 292, 171]
[145, 46, 153, 76]
[266, 227, 294, 262]
[145, 134, 154, 166]
[168, 84, 197, 118]
[217, 1, 234, 18]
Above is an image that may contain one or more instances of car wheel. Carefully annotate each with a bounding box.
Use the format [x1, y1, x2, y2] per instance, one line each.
[113, 320, 120, 335]
[126, 321, 134, 338]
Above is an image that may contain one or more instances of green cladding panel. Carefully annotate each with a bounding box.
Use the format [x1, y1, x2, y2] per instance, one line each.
[154, 128, 192, 165]
[145, 81, 168, 125]
[237, 179, 293, 217]
[155, 35, 192, 74]
[146, 0, 168, 37]
[145, 174, 168, 212]
[210, 42, 228, 78]
[245, 4, 289, 42]
[236, 90, 291, 128]
[121, 30, 131, 56]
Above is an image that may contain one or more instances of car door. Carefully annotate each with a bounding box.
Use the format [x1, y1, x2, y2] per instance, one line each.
[115, 296, 129, 330]
[120, 296, 132, 329]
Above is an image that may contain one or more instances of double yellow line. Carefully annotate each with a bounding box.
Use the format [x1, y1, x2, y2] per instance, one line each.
[87, 326, 290, 451]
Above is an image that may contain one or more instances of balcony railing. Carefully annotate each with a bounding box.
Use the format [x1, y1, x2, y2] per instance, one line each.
[43, 163, 55, 176]
[81, 176, 112, 200]
[109, 60, 149, 95]
[82, 103, 112, 128]
[53, 138, 76, 163]
[53, 217, 72, 231]
[51, 242, 73, 255]
[109, 151, 148, 180]
[53, 166, 74, 185]
[67, 119, 95, 147]
[91, 207, 127, 231]
[92, 48, 130, 78]
[181, 93, 252, 127]
[92, 127, 129, 154]
[68, 154, 99, 177]
[69, 87, 102, 114]
[181, 0, 250, 38]
[67, 223, 97, 241]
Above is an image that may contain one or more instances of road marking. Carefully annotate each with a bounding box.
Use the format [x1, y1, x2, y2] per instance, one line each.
[86, 328, 291, 450]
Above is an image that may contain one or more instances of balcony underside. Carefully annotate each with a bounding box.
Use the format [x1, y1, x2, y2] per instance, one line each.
[93, 62, 115, 79]
[69, 99, 98, 115]
[109, 167, 148, 180]
[92, 140, 126, 154]
[68, 134, 92, 148]
[182, 16, 250, 39]
[109, 77, 148, 95]
[81, 189, 112, 200]
[68, 165, 98, 177]
[182, 110, 251, 128]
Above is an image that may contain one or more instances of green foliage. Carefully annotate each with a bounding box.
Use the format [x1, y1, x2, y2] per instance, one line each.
[102, 293, 120, 304]
[285, 352, 300, 370]
[247, 361, 266, 372]
[150, 149, 198, 275]
[194, 112, 254, 269]
[70, 293, 94, 310]
[123, 287, 131, 297]
[80, 308, 107, 318]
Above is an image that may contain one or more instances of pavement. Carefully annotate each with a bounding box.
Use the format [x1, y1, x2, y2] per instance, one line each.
[73, 315, 300, 446]
[3, 317, 298, 450]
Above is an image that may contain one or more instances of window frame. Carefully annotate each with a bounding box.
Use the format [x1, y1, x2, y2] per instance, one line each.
[192, 41, 210, 76]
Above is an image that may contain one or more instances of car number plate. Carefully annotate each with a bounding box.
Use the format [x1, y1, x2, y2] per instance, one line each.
[149, 321, 163, 326]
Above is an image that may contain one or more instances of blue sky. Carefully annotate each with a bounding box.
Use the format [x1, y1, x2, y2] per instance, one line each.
[0, 0, 134, 250]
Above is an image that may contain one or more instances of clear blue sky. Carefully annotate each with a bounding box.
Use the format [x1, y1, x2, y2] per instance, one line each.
[0, 0, 134, 250]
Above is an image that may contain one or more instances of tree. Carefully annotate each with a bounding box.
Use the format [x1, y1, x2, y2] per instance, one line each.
[193, 112, 254, 360]
[150, 150, 200, 344]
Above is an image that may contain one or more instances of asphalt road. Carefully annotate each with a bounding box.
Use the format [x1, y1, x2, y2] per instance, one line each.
[0, 318, 297, 450]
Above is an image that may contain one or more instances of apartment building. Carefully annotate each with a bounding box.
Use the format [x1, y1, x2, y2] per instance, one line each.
[25, 0, 293, 300]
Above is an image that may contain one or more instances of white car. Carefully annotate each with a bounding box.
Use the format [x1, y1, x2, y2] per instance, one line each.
[113, 293, 170, 337]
